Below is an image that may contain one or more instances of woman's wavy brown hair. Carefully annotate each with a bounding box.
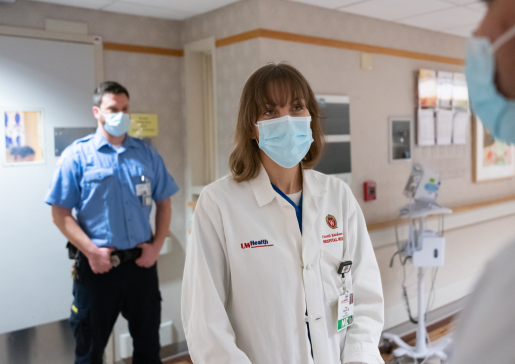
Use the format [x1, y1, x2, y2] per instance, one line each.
[229, 63, 324, 182]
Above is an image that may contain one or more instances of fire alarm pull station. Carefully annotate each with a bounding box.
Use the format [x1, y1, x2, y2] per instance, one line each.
[364, 181, 376, 201]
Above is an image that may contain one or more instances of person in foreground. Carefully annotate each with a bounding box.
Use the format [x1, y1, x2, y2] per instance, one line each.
[449, 1, 515, 363]
[181, 63, 384, 364]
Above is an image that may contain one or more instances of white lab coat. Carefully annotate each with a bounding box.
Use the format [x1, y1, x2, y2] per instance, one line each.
[182, 165, 384, 364]
[449, 240, 515, 364]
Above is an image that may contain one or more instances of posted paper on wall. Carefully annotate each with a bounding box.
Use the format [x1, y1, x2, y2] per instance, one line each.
[437, 71, 453, 109]
[418, 70, 437, 108]
[436, 109, 453, 145]
[417, 108, 435, 146]
[129, 114, 158, 138]
[453, 112, 469, 145]
[453, 73, 469, 111]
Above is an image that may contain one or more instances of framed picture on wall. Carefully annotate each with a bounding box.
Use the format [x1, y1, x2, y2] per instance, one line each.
[2, 109, 45, 166]
[472, 114, 515, 182]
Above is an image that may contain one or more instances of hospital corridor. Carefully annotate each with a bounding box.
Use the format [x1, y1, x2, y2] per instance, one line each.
[1, 0, 515, 363]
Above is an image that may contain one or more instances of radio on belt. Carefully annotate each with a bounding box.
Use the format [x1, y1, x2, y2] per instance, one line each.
[338, 261, 353, 278]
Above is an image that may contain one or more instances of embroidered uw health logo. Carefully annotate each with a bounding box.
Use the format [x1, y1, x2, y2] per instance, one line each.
[241, 239, 274, 249]
[326, 214, 338, 229]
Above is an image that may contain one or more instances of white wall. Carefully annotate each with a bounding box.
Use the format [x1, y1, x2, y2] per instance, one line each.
[0, 35, 96, 334]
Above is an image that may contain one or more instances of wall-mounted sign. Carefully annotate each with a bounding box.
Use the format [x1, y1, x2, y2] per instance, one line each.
[54, 127, 96, 156]
[314, 95, 351, 185]
[129, 114, 158, 138]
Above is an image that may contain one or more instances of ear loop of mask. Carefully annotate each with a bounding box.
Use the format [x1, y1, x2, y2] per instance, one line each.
[493, 24, 515, 53]
[254, 123, 260, 147]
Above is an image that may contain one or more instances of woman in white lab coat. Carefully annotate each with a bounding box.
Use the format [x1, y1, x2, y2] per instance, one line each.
[182, 63, 384, 364]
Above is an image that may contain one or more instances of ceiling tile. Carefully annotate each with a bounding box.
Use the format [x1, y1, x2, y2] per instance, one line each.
[122, 0, 241, 14]
[398, 7, 484, 30]
[439, 0, 478, 5]
[102, 1, 195, 20]
[338, 0, 453, 21]
[442, 23, 477, 37]
[466, 1, 488, 12]
[30, 0, 114, 10]
[288, 0, 369, 10]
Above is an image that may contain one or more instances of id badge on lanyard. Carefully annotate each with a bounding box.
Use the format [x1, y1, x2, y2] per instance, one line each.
[136, 175, 152, 206]
[337, 291, 354, 331]
[337, 260, 354, 331]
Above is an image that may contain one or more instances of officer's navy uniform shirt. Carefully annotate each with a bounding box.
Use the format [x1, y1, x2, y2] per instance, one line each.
[45, 130, 179, 250]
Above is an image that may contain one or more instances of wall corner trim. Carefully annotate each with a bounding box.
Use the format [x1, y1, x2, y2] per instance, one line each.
[215, 28, 465, 66]
[103, 42, 184, 57]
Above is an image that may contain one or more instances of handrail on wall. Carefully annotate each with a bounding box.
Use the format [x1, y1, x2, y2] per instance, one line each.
[187, 195, 515, 231]
[367, 194, 515, 232]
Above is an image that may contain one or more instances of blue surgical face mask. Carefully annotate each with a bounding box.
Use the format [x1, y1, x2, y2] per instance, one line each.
[466, 24, 515, 144]
[257, 115, 314, 169]
[102, 112, 131, 137]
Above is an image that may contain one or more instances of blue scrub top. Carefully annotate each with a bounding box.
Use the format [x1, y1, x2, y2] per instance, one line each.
[271, 183, 303, 234]
[45, 130, 179, 250]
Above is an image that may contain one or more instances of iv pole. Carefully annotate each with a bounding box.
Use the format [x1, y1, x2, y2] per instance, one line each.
[383, 206, 452, 363]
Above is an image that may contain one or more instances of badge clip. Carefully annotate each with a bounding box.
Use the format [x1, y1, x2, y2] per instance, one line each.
[338, 260, 353, 278]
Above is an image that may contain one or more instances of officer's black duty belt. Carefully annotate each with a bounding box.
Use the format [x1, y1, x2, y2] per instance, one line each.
[67, 237, 153, 267]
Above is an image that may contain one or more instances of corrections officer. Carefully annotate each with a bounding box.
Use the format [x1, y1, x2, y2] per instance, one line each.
[45, 81, 178, 364]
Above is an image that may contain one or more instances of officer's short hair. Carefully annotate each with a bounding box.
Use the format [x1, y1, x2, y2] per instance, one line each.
[93, 81, 130, 107]
[11, 146, 35, 158]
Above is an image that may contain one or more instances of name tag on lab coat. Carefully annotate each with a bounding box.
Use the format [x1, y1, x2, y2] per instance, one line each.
[337, 292, 354, 331]
[136, 182, 151, 196]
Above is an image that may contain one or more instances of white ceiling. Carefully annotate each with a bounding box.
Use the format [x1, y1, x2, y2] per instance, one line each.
[289, 0, 487, 37]
[29, 0, 487, 37]
[29, 0, 242, 20]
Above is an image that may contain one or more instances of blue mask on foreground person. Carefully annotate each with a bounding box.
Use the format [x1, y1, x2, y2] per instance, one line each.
[103, 112, 131, 137]
[466, 24, 515, 144]
[257, 115, 314, 168]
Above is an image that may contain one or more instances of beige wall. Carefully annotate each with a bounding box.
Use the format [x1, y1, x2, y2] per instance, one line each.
[3, 0, 515, 355]
[257, 0, 466, 59]
[181, 0, 259, 45]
